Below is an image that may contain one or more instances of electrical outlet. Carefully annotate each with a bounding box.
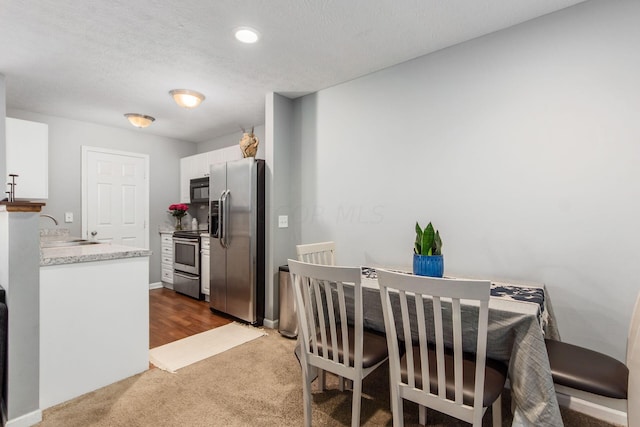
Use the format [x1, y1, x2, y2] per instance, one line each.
[278, 215, 288, 228]
[65, 212, 73, 223]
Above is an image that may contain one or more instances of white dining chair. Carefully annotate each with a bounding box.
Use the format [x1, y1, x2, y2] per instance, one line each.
[288, 259, 388, 427]
[377, 269, 507, 427]
[296, 241, 336, 266]
[296, 241, 338, 390]
[545, 293, 640, 427]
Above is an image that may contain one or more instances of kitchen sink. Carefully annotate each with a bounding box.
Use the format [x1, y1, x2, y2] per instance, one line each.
[41, 240, 101, 248]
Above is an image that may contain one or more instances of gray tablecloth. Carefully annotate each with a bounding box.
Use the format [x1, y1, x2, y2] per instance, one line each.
[355, 272, 563, 427]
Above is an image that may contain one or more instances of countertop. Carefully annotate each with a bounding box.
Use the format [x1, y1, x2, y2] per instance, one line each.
[40, 232, 152, 266]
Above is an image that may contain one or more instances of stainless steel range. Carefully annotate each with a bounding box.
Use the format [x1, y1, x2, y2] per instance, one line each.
[173, 230, 203, 300]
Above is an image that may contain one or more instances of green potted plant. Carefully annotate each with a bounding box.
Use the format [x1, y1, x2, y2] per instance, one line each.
[413, 221, 444, 277]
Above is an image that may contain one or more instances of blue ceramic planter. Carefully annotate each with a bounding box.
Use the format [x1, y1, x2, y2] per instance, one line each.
[413, 254, 444, 278]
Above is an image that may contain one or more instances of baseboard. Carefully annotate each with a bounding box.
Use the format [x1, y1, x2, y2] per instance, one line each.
[262, 318, 278, 330]
[5, 409, 42, 427]
[149, 282, 163, 290]
[555, 384, 627, 426]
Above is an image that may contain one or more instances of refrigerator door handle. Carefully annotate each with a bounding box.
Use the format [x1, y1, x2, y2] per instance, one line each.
[219, 190, 229, 248]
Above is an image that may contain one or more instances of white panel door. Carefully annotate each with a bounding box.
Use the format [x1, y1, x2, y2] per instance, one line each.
[84, 148, 148, 248]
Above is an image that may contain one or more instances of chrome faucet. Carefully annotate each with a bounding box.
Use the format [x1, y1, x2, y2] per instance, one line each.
[40, 214, 59, 226]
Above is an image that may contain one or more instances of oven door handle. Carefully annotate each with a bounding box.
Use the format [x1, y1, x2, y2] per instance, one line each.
[174, 271, 198, 280]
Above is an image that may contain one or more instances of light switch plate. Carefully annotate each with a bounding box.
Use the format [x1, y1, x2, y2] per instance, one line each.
[278, 215, 288, 228]
[65, 212, 73, 223]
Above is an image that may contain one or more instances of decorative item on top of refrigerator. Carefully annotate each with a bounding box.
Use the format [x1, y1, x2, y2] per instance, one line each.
[209, 158, 265, 325]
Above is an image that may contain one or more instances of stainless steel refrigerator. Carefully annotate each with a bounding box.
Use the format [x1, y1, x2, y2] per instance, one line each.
[209, 158, 265, 325]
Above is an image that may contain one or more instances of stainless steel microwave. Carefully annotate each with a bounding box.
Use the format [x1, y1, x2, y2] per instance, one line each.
[190, 177, 209, 203]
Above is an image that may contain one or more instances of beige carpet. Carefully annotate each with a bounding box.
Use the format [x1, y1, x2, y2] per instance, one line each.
[38, 329, 620, 426]
[149, 322, 267, 373]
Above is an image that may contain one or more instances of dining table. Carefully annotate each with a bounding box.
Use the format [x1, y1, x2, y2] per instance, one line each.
[352, 267, 564, 427]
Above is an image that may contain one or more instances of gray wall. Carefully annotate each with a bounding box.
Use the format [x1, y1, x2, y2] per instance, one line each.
[6, 109, 196, 284]
[293, 0, 640, 360]
[197, 125, 265, 158]
[264, 93, 297, 323]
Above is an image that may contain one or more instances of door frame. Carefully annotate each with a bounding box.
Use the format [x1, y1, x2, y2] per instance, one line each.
[81, 146, 150, 248]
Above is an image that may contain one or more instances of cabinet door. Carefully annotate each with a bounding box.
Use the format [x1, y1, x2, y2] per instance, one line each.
[195, 152, 210, 177]
[223, 145, 242, 162]
[201, 254, 210, 295]
[180, 156, 196, 203]
[207, 149, 224, 166]
[6, 118, 48, 200]
[201, 236, 210, 295]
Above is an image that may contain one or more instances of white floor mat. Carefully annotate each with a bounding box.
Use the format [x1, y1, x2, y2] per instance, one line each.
[149, 322, 267, 373]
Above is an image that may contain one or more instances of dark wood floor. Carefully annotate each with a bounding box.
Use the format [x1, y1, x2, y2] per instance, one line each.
[149, 287, 232, 349]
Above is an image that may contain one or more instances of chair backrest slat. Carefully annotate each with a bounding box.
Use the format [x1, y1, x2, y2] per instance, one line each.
[415, 294, 431, 392]
[336, 282, 350, 366]
[377, 269, 492, 418]
[452, 298, 464, 404]
[398, 290, 414, 388]
[322, 280, 340, 363]
[305, 278, 327, 355]
[432, 296, 447, 398]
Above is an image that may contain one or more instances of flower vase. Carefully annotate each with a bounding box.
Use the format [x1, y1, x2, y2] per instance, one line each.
[413, 254, 444, 278]
[175, 216, 183, 230]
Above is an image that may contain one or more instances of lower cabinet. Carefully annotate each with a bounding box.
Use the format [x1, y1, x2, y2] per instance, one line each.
[160, 231, 174, 285]
[201, 235, 210, 296]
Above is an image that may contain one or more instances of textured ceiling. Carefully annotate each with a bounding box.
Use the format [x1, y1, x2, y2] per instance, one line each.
[0, 0, 587, 143]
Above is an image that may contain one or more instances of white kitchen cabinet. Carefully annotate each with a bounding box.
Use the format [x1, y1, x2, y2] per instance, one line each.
[222, 145, 242, 162]
[179, 157, 191, 204]
[194, 153, 210, 177]
[201, 234, 210, 297]
[5, 117, 49, 200]
[160, 231, 174, 286]
[180, 146, 244, 204]
[207, 149, 223, 169]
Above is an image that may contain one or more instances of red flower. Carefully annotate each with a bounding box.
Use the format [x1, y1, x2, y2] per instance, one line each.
[168, 203, 189, 217]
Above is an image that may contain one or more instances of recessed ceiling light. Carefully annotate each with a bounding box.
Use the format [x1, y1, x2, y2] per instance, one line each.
[235, 27, 260, 44]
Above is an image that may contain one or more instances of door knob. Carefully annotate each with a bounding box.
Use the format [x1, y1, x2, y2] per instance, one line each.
[91, 231, 97, 236]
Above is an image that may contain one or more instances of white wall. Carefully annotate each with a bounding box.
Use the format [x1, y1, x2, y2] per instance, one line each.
[6, 109, 196, 284]
[293, 0, 640, 360]
[0, 74, 6, 186]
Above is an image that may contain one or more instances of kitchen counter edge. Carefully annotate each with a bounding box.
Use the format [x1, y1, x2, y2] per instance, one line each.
[40, 244, 152, 266]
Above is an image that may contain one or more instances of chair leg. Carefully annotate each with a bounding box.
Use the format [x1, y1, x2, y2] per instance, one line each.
[351, 376, 363, 427]
[419, 405, 426, 425]
[302, 364, 313, 427]
[492, 395, 502, 427]
[390, 384, 404, 427]
[318, 369, 325, 392]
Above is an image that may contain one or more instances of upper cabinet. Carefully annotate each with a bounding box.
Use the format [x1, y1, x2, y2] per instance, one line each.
[5, 118, 49, 200]
[179, 146, 244, 203]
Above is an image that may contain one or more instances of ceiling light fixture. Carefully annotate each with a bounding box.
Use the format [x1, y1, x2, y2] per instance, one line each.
[169, 89, 206, 109]
[124, 113, 155, 128]
[234, 27, 260, 44]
